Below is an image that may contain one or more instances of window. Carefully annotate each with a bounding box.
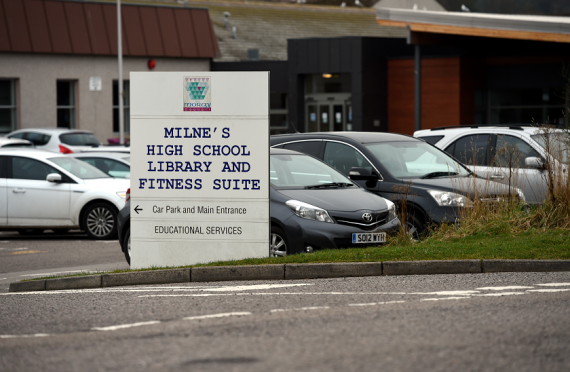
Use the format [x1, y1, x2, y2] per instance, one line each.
[80, 158, 130, 178]
[282, 141, 322, 158]
[113, 80, 130, 133]
[270, 92, 287, 135]
[494, 135, 540, 169]
[305, 74, 351, 94]
[9, 131, 51, 146]
[0, 79, 17, 134]
[270, 154, 350, 188]
[57, 81, 76, 128]
[323, 142, 372, 176]
[446, 134, 491, 167]
[419, 135, 444, 145]
[59, 133, 100, 147]
[47, 157, 109, 180]
[12, 157, 59, 181]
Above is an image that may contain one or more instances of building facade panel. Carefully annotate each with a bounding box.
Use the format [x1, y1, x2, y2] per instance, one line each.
[3, 0, 32, 52]
[64, 1, 92, 55]
[156, 7, 181, 57]
[174, 10, 198, 58]
[139, 7, 164, 57]
[122, 6, 146, 56]
[44, 0, 73, 54]
[24, 0, 52, 54]
[84, 3, 111, 55]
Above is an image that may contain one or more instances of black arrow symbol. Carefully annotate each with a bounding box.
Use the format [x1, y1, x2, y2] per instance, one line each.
[134, 205, 143, 214]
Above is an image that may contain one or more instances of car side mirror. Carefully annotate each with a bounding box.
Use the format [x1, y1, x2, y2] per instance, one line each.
[349, 167, 377, 180]
[525, 157, 544, 170]
[46, 173, 62, 183]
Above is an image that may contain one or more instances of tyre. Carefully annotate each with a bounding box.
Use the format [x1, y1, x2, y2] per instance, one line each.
[83, 202, 118, 240]
[17, 229, 44, 236]
[405, 214, 424, 242]
[270, 226, 288, 257]
[123, 227, 131, 265]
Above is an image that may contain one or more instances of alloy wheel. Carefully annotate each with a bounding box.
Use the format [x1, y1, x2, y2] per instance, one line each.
[270, 233, 287, 257]
[86, 207, 115, 238]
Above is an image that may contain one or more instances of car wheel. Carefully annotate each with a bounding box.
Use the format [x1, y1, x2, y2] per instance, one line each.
[83, 203, 118, 240]
[405, 214, 424, 242]
[123, 227, 131, 265]
[270, 226, 288, 257]
[52, 229, 69, 234]
[17, 229, 44, 236]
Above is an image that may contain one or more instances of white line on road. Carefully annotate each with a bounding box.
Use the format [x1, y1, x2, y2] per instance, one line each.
[420, 297, 471, 301]
[414, 291, 480, 296]
[348, 301, 405, 307]
[477, 286, 534, 290]
[270, 306, 329, 313]
[527, 288, 570, 293]
[184, 312, 251, 320]
[92, 321, 161, 332]
[536, 283, 570, 287]
[138, 292, 411, 298]
[474, 292, 526, 297]
[0, 333, 50, 339]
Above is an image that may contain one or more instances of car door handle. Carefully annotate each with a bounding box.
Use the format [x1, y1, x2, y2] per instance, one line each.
[490, 175, 504, 180]
[12, 188, 26, 194]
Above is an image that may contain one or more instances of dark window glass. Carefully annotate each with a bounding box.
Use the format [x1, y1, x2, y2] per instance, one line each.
[420, 136, 444, 145]
[23, 132, 51, 146]
[270, 93, 287, 110]
[12, 157, 59, 181]
[448, 134, 490, 166]
[59, 133, 101, 147]
[2, 142, 33, 148]
[57, 81, 75, 128]
[0, 156, 7, 178]
[323, 142, 372, 176]
[305, 74, 351, 94]
[80, 158, 130, 178]
[8, 132, 24, 139]
[270, 114, 287, 128]
[283, 141, 322, 158]
[113, 80, 130, 133]
[494, 135, 540, 169]
[0, 79, 16, 133]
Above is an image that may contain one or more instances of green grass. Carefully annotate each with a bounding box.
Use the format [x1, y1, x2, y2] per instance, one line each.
[25, 228, 570, 281]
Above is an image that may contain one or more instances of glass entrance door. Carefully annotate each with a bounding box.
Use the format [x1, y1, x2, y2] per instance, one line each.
[305, 93, 351, 132]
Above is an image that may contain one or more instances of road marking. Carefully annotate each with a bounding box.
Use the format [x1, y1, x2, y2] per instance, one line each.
[270, 306, 329, 313]
[536, 283, 570, 287]
[92, 320, 161, 331]
[416, 291, 479, 296]
[10, 250, 45, 255]
[20, 270, 84, 277]
[184, 312, 251, 320]
[0, 333, 50, 339]
[139, 292, 410, 298]
[474, 292, 525, 297]
[205, 283, 311, 292]
[348, 301, 405, 307]
[477, 286, 534, 290]
[420, 297, 471, 301]
[527, 288, 570, 293]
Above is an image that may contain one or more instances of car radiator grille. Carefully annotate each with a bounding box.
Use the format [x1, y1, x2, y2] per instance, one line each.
[332, 211, 389, 231]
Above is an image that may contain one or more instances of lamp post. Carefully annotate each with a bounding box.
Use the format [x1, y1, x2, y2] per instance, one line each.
[117, 0, 124, 145]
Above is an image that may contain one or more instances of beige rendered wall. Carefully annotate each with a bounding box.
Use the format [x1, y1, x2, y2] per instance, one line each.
[0, 53, 209, 143]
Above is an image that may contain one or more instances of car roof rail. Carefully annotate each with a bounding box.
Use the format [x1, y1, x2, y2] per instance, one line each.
[429, 124, 529, 131]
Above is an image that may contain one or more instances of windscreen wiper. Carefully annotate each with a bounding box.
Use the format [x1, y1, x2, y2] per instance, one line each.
[420, 171, 458, 179]
[304, 182, 354, 189]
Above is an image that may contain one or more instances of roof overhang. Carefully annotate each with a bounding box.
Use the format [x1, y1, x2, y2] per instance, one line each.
[376, 8, 570, 44]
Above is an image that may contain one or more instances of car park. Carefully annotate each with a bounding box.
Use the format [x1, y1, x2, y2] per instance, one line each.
[414, 125, 569, 204]
[0, 148, 129, 239]
[0, 137, 34, 148]
[7, 128, 129, 154]
[270, 132, 524, 238]
[69, 152, 131, 179]
[117, 148, 400, 264]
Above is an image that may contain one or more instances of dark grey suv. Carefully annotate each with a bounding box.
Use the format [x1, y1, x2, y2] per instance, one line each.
[271, 132, 524, 238]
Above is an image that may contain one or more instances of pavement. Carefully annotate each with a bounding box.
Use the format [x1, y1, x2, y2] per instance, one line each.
[0, 230, 128, 293]
[1, 272, 569, 371]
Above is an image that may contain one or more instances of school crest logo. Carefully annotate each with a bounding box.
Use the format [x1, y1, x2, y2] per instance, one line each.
[183, 76, 211, 111]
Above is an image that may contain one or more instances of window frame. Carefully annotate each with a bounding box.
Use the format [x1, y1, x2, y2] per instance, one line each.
[0, 79, 17, 134]
[56, 80, 77, 129]
[113, 80, 130, 134]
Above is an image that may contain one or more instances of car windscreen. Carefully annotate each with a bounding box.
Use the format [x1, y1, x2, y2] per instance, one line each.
[531, 133, 569, 164]
[59, 133, 101, 147]
[270, 154, 353, 189]
[48, 157, 110, 179]
[365, 141, 471, 179]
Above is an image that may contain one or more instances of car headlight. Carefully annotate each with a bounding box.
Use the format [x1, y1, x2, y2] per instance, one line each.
[427, 190, 473, 207]
[386, 200, 397, 221]
[285, 200, 334, 223]
[116, 191, 127, 199]
[514, 187, 526, 202]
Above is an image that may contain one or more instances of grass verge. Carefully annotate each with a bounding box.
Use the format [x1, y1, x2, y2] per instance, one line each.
[25, 228, 570, 281]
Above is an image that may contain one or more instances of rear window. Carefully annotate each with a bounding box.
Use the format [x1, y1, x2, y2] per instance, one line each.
[59, 133, 101, 147]
[418, 135, 444, 145]
[10, 132, 50, 146]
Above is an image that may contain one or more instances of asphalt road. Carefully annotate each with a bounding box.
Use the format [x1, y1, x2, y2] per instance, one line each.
[0, 230, 128, 293]
[1, 272, 569, 372]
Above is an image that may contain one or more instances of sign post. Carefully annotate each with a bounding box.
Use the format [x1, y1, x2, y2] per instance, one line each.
[129, 72, 269, 269]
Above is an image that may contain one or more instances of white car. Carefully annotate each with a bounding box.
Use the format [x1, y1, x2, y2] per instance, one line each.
[0, 148, 129, 239]
[6, 128, 129, 154]
[414, 125, 569, 204]
[69, 152, 131, 179]
[0, 137, 34, 148]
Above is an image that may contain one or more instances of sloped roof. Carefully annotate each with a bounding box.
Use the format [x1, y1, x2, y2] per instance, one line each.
[0, 0, 220, 58]
[173, 0, 407, 61]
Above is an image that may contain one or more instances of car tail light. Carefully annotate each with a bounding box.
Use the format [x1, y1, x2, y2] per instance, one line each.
[126, 188, 130, 202]
[59, 144, 73, 154]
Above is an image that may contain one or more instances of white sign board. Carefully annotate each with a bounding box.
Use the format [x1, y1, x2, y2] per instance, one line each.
[89, 76, 102, 91]
[130, 72, 269, 269]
